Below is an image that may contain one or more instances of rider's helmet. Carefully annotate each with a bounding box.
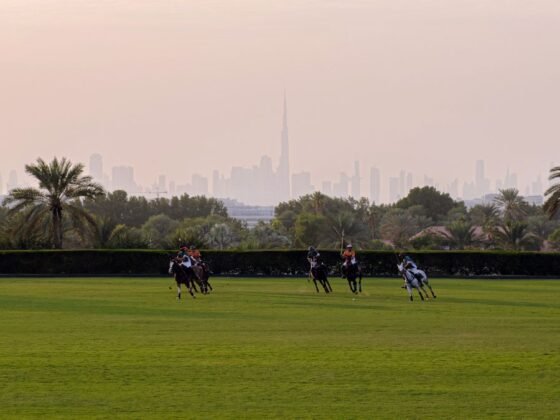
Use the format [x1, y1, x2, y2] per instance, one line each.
[180, 244, 187, 251]
[346, 244, 353, 249]
[190, 245, 196, 250]
[308, 246, 315, 251]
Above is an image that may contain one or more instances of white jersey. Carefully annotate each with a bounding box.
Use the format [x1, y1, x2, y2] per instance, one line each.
[308, 253, 320, 269]
[181, 257, 192, 268]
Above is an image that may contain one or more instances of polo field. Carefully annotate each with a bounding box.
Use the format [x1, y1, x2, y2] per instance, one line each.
[1, 277, 559, 418]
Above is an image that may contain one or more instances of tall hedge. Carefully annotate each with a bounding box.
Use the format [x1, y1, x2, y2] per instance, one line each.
[0, 250, 559, 277]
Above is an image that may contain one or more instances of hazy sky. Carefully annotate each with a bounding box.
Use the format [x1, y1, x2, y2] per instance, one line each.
[2, 0, 559, 196]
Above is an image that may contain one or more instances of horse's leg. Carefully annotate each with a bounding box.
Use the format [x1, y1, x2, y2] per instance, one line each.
[347, 279, 355, 293]
[420, 284, 430, 300]
[416, 286, 425, 301]
[186, 279, 195, 298]
[425, 280, 436, 298]
[324, 277, 333, 293]
[202, 279, 208, 294]
[358, 273, 363, 293]
[320, 278, 329, 293]
[406, 284, 413, 301]
[177, 283, 181, 300]
[313, 278, 320, 293]
[191, 277, 199, 293]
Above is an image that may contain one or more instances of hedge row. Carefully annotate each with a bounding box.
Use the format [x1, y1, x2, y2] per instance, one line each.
[1, 250, 560, 277]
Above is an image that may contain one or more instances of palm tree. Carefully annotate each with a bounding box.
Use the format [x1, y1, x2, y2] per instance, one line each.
[442, 220, 479, 250]
[309, 191, 327, 215]
[3, 157, 105, 248]
[544, 166, 560, 219]
[325, 210, 369, 249]
[469, 203, 500, 247]
[494, 220, 533, 251]
[469, 204, 499, 227]
[494, 188, 527, 222]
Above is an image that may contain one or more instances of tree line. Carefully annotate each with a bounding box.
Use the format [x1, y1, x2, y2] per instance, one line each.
[2, 158, 560, 251]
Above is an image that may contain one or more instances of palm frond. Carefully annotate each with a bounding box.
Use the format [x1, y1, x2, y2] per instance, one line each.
[544, 190, 560, 219]
[548, 166, 560, 181]
[4, 188, 47, 214]
[65, 202, 98, 229]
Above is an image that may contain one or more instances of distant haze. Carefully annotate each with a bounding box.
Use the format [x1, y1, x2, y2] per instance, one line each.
[1, 1, 559, 201]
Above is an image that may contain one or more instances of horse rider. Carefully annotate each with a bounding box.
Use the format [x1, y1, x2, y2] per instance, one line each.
[189, 245, 202, 265]
[399, 254, 422, 287]
[341, 244, 358, 278]
[190, 244, 211, 277]
[307, 246, 320, 272]
[400, 254, 418, 270]
[177, 244, 193, 270]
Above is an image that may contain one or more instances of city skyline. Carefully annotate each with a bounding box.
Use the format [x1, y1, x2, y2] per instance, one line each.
[0, 94, 552, 205]
[0, 150, 548, 207]
[1, 106, 554, 205]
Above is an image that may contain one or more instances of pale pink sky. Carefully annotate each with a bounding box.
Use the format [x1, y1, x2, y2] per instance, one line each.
[1, 0, 559, 199]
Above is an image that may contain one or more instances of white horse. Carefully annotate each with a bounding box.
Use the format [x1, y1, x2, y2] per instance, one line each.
[407, 267, 437, 299]
[398, 263, 428, 301]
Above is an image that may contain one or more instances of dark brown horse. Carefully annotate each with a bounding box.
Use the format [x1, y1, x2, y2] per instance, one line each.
[192, 262, 212, 294]
[310, 263, 333, 294]
[168, 258, 196, 299]
[346, 263, 362, 294]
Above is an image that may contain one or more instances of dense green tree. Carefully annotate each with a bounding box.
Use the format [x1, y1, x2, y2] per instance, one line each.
[548, 227, 560, 250]
[3, 157, 104, 248]
[243, 222, 291, 249]
[169, 215, 246, 250]
[396, 186, 455, 222]
[527, 215, 558, 249]
[444, 203, 469, 224]
[380, 208, 431, 248]
[207, 223, 239, 250]
[84, 192, 226, 228]
[107, 224, 148, 249]
[141, 214, 179, 249]
[294, 213, 329, 248]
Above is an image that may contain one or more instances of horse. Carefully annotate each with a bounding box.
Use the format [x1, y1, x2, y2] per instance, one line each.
[408, 267, 437, 299]
[168, 258, 196, 300]
[310, 263, 333, 294]
[397, 263, 426, 301]
[346, 263, 362, 294]
[191, 263, 212, 294]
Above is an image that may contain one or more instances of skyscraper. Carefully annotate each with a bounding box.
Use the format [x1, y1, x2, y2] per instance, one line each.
[7, 170, 18, 192]
[292, 171, 314, 198]
[370, 167, 380, 204]
[475, 160, 490, 197]
[89, 154, 103, 181]
[351, 161, 360, 198]
[112, 166, 136, 192]
[389, 177, 400, 203]
[276, 94, 291, 201]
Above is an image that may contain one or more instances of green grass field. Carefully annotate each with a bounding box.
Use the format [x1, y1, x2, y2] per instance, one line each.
[1, 277, 559, 419]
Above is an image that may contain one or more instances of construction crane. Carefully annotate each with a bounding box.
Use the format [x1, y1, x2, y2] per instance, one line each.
[144, 189, 168, 199]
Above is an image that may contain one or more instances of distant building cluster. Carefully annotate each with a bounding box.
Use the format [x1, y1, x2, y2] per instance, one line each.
[0, 99, 550, 217]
